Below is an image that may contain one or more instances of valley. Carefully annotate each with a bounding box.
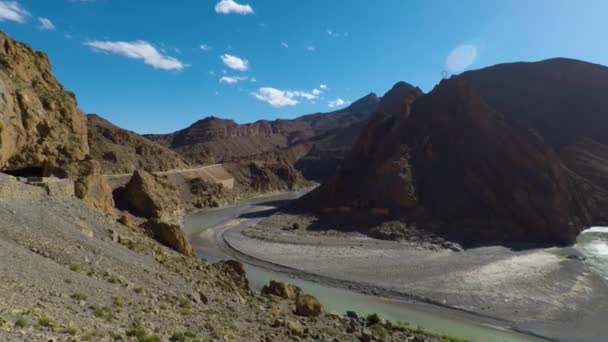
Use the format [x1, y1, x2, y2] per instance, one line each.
[185, 193, 608, 342]
[1, 3, 608, 339]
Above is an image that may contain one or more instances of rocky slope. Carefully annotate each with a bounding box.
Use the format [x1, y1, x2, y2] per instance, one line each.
[87, 114, 189, 174]
[304, 58, 608, 245]
[0, 173, 450, 342]
[0, 31, 88, 178]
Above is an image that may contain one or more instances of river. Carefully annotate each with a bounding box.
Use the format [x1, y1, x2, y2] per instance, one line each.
[184, 192, 548, 342]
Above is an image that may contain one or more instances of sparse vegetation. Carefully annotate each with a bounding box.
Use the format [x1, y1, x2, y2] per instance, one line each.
[91, 305, 115, 322]
[37, 315, 55, 328]
[71, 292, 87, 301]
[69, 263, 82, 272]
[14, 317, 27, 328]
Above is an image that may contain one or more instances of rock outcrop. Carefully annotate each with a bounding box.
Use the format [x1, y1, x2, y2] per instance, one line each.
[0, 31, 88, 177]
[74, 174, 115, 216]
[224, 159, 312, 193]
[122, 170, 193, 256]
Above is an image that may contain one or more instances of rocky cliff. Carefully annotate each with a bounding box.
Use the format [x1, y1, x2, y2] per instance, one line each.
[305, 59, 608, 245]
[87, 114, 189, 174]
[0, 31, 88, 177]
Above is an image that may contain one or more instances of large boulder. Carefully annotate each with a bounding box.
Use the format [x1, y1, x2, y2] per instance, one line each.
[295, 293, 323, 317]
[0, 31, 88, 177]
[123, 170, 183, 222]
[74, 174, 115, 216]
[144, 219, 193, 256]
[262, 280, 302, 300]
[122, 170, 193, 255]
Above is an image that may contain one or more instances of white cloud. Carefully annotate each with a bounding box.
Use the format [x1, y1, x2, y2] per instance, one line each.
[84, 40, 186, 71]
[38, 17, 55, 30]
[319, 84, 327, 90]
[306, 45, 316, 52]
[219, 75, 247, 84]
[250, 77, 257, 83]
[281, 42, 289, 48]
[445, 44, 477, 73]
[0, 1, 30, 23]
[220, 54, 249, 71]
[328, 98, 348, 108]
[200, 43, 213, 51]
[252, 86, 325, 107]
[252, 87, 299, 108]
[214, 0, 254, 15]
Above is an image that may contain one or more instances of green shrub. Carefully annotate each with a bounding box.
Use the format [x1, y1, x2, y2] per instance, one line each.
[38, 316, 55, 328]
[14, 317, 27, 328]
[370, 323, 388, 338]
[366, 313, 381, 326]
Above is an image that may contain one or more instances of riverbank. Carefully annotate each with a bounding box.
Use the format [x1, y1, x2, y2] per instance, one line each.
[185, 197, 608, 342]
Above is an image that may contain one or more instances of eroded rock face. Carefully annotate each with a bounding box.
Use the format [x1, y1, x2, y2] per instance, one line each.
[0, 31, 88, 176]
[225, 159, 311, 193]
[124, 170, 183, 222]
[408, 78, 589, 244]
[122, 170, 193, 255]
[74, 174, 115, 216]
[144, 219, 193, 256]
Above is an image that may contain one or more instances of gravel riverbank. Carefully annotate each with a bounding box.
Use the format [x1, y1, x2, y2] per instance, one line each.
[202, 205, 608, 342]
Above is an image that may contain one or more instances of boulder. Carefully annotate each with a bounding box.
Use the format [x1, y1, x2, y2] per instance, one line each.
[261, 280, 302, 300]
[122, 170, 193, 256]
[144, 219, 193, 256]
[295, 293, 323, 317]
[74, 174, 115, 216]
[123, 170, 183, 222]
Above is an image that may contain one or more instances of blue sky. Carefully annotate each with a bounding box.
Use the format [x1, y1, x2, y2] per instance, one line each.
[0, 0, 607, 134]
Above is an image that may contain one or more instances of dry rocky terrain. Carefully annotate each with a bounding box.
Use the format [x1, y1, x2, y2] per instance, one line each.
[0, 173, 455, 342]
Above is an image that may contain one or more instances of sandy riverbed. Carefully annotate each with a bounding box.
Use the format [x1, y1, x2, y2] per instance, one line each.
[216, 207, 608, 342]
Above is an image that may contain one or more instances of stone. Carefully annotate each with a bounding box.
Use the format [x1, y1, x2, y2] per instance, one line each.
[144, 219, 193, 257]
[284, 320, 304, 337]
[295, 294, 322, 317]
[74, 174, 115, 216]
[123, 170, 183, 222]
[262, 280, 302, 300]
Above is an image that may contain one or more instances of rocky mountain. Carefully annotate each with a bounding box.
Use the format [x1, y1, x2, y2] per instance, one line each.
[0, 31, 88, 178]
[304, 58, 608, 245]
[146, 93, 381, 181]
[87, 114, 189, 174]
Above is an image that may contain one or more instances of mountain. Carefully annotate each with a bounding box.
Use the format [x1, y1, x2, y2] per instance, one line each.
[146, 91, 382, 182]
[87, 114, 189, 174]
[0, 31, 88, 178]
[304, 58, 608, 245]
